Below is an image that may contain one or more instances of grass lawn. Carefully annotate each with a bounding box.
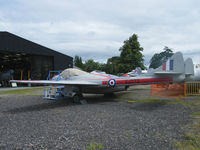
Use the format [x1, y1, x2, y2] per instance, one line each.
[174, 98, 200, 150]
[0, 87, 44, 95]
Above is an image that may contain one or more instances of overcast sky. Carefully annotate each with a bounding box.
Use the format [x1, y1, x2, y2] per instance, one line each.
[0, 0, 200, 66]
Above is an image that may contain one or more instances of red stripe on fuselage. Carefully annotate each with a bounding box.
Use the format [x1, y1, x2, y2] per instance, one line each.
[102, 81, 108, 85]
[118, 77, 173, 85]
[90, 73, 112, 79]
[102, 77, 173, 85]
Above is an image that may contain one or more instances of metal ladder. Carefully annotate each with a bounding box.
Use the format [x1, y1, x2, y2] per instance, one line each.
[43, 86, 64, 100]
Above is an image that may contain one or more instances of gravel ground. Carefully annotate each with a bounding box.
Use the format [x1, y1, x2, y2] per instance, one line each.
[0, 86, 192, 150]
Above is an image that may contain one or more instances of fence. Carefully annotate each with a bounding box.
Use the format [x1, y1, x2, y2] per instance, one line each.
[185, 81, 200, 96]
[151, 82, 200, 98]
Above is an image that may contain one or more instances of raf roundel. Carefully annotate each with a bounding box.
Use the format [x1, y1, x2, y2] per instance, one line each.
[108, 79, 116, 87]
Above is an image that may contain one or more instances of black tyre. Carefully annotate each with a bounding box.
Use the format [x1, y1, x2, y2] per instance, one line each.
[73, 94, 83, 103]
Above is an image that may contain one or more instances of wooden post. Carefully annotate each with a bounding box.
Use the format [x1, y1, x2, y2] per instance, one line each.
[28, 71, 30, 80]
[21, 70, 23, 80]
[184, 83, 186, 98]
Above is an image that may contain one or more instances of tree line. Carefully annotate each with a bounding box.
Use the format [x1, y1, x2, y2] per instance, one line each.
[74, 34, 174, 74]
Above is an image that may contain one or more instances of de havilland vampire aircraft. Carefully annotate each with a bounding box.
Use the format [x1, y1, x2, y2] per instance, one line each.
[10, 52, 200, 102]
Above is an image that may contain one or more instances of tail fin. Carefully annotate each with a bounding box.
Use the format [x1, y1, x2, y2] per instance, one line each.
[184, 58, 194, 76]
[135, 67, 142, 74]
[153, 52, 185, 75]
[126, 67, 142, 77]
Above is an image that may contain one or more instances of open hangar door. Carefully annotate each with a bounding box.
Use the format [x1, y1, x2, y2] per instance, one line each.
[0, 51, 53, 86]
[30, 55, 54, 80]
[0, 51, 31, 82]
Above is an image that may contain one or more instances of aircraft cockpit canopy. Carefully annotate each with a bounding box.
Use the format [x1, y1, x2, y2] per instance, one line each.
[60, 68, 89, 79]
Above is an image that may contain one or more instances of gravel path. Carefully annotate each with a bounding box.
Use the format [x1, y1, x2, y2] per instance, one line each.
[0, 87, 192, 150]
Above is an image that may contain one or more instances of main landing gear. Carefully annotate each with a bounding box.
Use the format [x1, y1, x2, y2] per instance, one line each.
[72, 93, 83, 103]
[72, 93, 87, 104]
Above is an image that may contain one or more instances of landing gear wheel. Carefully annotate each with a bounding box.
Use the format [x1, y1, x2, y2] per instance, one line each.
[73, 94, 83, 103]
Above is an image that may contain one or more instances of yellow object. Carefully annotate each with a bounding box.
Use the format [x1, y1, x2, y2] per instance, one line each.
[185, 81, 200, 96]
[28, 71, 30, 80]
[127, 100, 135, 103]
[21, 70, 23, 80]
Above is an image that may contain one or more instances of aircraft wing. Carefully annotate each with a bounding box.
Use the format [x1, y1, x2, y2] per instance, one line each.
[154, 71, 182, 75]
[10, 80, 99, 86]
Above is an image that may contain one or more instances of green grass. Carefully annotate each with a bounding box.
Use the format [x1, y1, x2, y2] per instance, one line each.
[192, 111, 200, 117]
[116, 98, 165, 103]
[174, 98, 200, 150]
[0, 87, 44, 95]
[86, 141, 104, 150]
[116, 98, 191, 106]
[126, 131, 131, 138]
[175, 133, 200, 150]
[135, 99, 165, 103]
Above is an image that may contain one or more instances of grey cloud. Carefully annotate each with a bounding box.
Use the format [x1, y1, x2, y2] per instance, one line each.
[0, 0, 200, 65]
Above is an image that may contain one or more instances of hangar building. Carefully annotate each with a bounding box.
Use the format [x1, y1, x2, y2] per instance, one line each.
[0, 31, 73, 80]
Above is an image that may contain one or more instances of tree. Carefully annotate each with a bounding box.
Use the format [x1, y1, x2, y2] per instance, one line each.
[74, 34, 145, 74]
[74, 55, 84, 69]
[106, 56, 121, 74]
[149, 46, 174, 69]
[119, 34, 145, 73]
[84, 59, 101, 72]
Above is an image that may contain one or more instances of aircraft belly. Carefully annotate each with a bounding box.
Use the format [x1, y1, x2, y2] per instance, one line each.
[83, 86, 126, 94]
